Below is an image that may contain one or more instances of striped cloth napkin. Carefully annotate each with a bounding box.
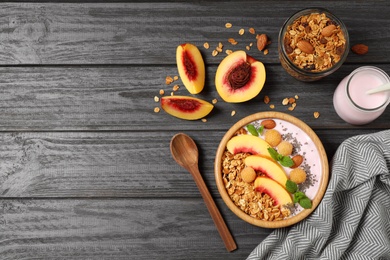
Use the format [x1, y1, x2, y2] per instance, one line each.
[247, 129, 390, 260]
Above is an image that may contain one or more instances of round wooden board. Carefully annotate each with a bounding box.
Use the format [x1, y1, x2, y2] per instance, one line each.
[214, 111, 329, 228]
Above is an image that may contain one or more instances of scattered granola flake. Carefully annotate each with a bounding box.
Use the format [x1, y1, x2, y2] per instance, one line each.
[231, 110, 236, 116]
[212, 50, 218, 56]
[172, 85, 180, 91]
[264, 95, 270, 104]
[246, 45, 250, 50]
[216, 46, 223, 53]
[225, 49, 233, 55]
[263, 49, 269, 55]
[282, 98, 289, 105]
[288, 97, 296, 104]
[154, 96, 159, 102]
[295, 94, 299, 99]
[239, 28, 245, 35]
[218, 42, 223, 48]
[154, 107, 160, 113]
[159, 89, 165, 95]
[225, 22, 232, 28]
[228, 38, 238, 45]
[270, 104, 275, 109]
[249, 42, 253, 47]
[314, 111, 320, 118]
[173, 75, 179, 81]
[170, 92, 174, 96]
[212, 98, 218, 104]
[249, 27, 256, 34]
[201, 118, 207, 122]
[203, 42, 210, 49]
[165, 76, 173, 85]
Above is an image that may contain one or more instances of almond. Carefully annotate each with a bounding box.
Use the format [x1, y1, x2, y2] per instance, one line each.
[261, 119, 276, 129]
[297, 40, 314, 54]
[351, 44, 368, 55]
[321, 24, 336, 37]
[257, 34, 268, 51]
[291, 155, 303, 168]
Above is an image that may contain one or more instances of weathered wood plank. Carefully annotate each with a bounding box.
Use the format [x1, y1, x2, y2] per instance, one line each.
[0, 129, 380, 198]
[0, 2, 389, 64]
[0, 198, 271, 259]
[0, 64, 389, 131]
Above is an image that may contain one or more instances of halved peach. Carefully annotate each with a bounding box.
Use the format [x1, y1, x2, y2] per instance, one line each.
[254, 177, 292, 206]
[176, 43, 205, 94]
[215, 50, 266, 103]
[245, 155, 288, 187]
[160, 96, 213, 120]
[226, 134, 271, 159]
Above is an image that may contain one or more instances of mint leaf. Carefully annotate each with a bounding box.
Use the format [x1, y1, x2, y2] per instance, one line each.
[293, 191, 306, 203]
[285, 180, 298, 193]
[267, 148, 279, 161]
[247, 124, 258, 136]
[257, 125, 264, 135]
[299, 197, 312, 209]
[279, 156, 294, 167]
[267, 148, 294, 167]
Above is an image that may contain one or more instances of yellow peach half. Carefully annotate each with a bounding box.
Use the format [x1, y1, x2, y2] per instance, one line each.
[226, 134, 271, 159]
[176, 43, 205, 94]
[160, 96, 213, 120]
[254, 177, 292, 206]
[215, 50, 266, 103]
[245, 155, 288, 187]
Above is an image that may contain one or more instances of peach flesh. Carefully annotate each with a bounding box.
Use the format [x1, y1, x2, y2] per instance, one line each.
[245, 155, 288, 187]
[231, 146, 256, 154]
[165, 97, 201, 112]
[160, 96, 213, 120]
[254, 177, 292, 206]
[226, 135, 271, 159]
[176, 43, 205, 94]
[181, 48, 198, 81]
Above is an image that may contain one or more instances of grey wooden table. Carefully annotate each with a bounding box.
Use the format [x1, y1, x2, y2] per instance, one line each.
[0, 1, 389, 259]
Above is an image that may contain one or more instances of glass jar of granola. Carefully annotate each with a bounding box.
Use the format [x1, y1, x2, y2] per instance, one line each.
[278, 8, 349, 81]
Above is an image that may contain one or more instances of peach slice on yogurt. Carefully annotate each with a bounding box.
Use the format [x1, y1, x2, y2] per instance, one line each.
[245, 155, 288, 187]
[226, 134, 271, 159]
[254, 177, 292, 206]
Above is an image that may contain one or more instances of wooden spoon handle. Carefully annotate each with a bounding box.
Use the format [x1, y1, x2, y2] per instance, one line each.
[189, 165, 237, 252]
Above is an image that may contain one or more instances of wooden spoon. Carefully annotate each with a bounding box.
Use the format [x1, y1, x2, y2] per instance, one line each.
[170, 133, 237, 252]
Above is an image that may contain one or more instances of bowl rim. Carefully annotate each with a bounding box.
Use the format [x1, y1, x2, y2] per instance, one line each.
[214, 111, 329, 228]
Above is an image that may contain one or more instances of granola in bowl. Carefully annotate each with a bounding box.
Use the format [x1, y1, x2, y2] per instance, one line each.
[222, 150, 291, 221]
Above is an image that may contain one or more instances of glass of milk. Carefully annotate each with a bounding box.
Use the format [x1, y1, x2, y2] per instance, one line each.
[333, 66, 390, 125]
